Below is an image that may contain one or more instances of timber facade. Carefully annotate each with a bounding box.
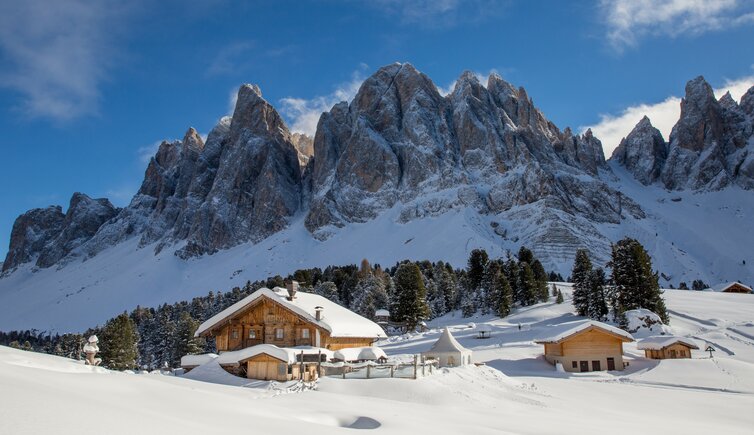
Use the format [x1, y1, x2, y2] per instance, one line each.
[538, 325, 633, 373]
[199, 295, 375, 352]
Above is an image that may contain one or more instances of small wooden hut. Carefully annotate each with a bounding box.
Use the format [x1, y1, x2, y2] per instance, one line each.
[706, 282, 752, 294]
[535, 320, 634, 372]
[637, 336, 699, 359]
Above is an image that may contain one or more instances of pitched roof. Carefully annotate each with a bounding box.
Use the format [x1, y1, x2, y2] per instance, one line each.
[534, 320, 634, 344]
[195, 287, 387, 339]
[637, 336, 700, 350]
[216, 344, 334, 366]
[180, 353, 218, 367]
[425, 328, 471, 354]
[706, 282, 752, 293]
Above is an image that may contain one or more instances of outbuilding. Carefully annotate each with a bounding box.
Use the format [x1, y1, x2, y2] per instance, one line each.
[179, 353, 218, 373]
[422, 328, 472, 367]
[638, 336, 699, 359]
[216, 344, 332, 381]
[706, 282, 752, 294]
[534, 320, 634, 372]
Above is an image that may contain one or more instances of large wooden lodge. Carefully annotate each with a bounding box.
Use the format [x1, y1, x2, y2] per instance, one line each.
[191, 282, 386, 381]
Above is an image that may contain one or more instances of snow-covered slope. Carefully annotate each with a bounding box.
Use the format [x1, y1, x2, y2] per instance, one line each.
[2, 285, 754, 434]
[1, 66, 752, 332]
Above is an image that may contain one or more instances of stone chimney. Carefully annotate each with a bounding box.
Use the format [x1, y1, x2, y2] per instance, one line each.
[286, 280, 299, 300]
[315, 306, 323, 321]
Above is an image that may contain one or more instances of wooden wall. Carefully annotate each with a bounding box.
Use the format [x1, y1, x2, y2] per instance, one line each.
[210, 296, 375, 352]
[644, 343, 693, 359]
[542, 329, 626, 372]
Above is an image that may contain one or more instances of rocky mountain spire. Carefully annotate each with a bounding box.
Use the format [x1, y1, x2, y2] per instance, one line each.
[611, 116, 668, 185]
[660, 76, 754, 190]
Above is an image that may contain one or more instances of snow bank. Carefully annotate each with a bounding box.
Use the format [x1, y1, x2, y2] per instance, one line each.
[624, 309, 672, 337]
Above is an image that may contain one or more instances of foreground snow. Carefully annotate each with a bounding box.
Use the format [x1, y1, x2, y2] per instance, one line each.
[2, 286, 754, 434]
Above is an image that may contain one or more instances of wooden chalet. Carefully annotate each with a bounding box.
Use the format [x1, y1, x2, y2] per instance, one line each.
[535, 320, 634, 372]
[195, 282, 387, 353]
[637, 336, 699, 359]
[706, 282, 752, 294]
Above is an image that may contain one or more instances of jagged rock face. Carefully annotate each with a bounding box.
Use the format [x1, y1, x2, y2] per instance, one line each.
[306, 63, 626, 246]
[78, 84, 303, 260]
[2, 193, 118, 272]
[290, 133, 314, 167]
[2, 206, 65, 272]
[611, 116, 668, 185]
[660, 76, 754, 190]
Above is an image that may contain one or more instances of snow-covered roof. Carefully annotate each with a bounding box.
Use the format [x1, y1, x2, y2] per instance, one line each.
[534, 320, 634, 344]
[706, 282, 752, 293]
[476, 324, 492, 332]
[180, 353, 218, 367]
[216, 345, 333, 366]
[425, 328, 471, 354]
[375, 309, 390, 316]
[334, 346, 387, 362]
[637, 336, 700, 351]
[195, 287, 387, 339]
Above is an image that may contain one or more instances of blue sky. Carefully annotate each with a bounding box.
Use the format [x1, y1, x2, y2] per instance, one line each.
[1, 0, 754, 258]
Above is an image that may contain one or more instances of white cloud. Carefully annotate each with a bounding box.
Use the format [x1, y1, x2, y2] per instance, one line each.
[582, 74, 754, 157]
[0, 0, 128, 121]
[279, 67, 368, 136]
[206, 41, 256, 76]
[137, 141, 164, 165]
[599, 0, 754, 51]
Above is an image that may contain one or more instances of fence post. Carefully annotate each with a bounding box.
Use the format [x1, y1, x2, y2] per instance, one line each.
[390, 365, 394, 378]
[317, 350, 322, 379]
[366, 363, 371, 379]
[422, 356, 426, 377]
[413, 354, 418, 380]
[342, 364, 346, 379]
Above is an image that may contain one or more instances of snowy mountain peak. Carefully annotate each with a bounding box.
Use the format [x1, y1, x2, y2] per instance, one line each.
[182, 127, 204, 152]
[611, 115, 667, 186]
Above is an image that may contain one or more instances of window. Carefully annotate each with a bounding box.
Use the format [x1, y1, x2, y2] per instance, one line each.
[680, 350, 686, 357]
[276, 328, 284, 340]
[248, 329, 256, 339]
[572, 361, 578, 369]
[301, 329, 310, 339]
[231, 329, 239, 339]
[448, 356, 456, 366]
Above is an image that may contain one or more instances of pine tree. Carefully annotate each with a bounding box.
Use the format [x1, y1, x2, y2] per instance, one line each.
[586, 268, 609, 321]
[175, 312, 204, 361]
[392, 262, 429, 330]
[531, 259, 549, 302]
[504, 257, 520, 305]
[314, 281, 341, 304]
[467, 249, 489, 293]
[610, 238, 669, 324]
[100, 313, 139, 371]
[517, 246, 534, 265]
[495, 272, 513, 317]
[351, 274, 388, 320]
[480, 261, 503, 314]
[571, 249, 592, 316]
[517, 262, 538, 306]
[556, 289, 564, 304]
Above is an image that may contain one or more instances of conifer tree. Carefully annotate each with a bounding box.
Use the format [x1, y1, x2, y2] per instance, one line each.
[392, 262, 429, 330]
[496, 271, 513, 317]
[175, 312, 204, 360]
[314, 281, 340, 304]
[556, 289, 564, 304]
[531, 259, 549, 302]
[100, 313, 139, 371]
[610, 238, 669, 324]
[586, 268, 609, 320]
[517, 262, 538, 306]
[571, 249, 592, 316]
[467, 249, 489, 293]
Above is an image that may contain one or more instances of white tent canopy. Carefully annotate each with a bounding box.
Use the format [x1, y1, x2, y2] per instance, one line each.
[422, 328, 473, 367]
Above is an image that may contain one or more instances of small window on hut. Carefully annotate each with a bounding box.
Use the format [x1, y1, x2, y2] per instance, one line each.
[301, 329, 310, 339]
[572, 361, 578, 369]
[276, 328, 284, 340]
[249, 330, 256, 339]
[231, 330, 239, 339]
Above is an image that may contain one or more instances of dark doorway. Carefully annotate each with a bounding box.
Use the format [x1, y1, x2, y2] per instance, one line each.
[592, 360, 601, 371]
[607, 357, 615, 370]
[669, 350, 677, 358]
[579, 361, 589, 372]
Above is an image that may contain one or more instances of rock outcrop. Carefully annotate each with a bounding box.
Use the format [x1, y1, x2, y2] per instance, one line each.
[2, 193, 118, 272]
[306, 62, 632, 263]
[611, 116, 668, 185]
